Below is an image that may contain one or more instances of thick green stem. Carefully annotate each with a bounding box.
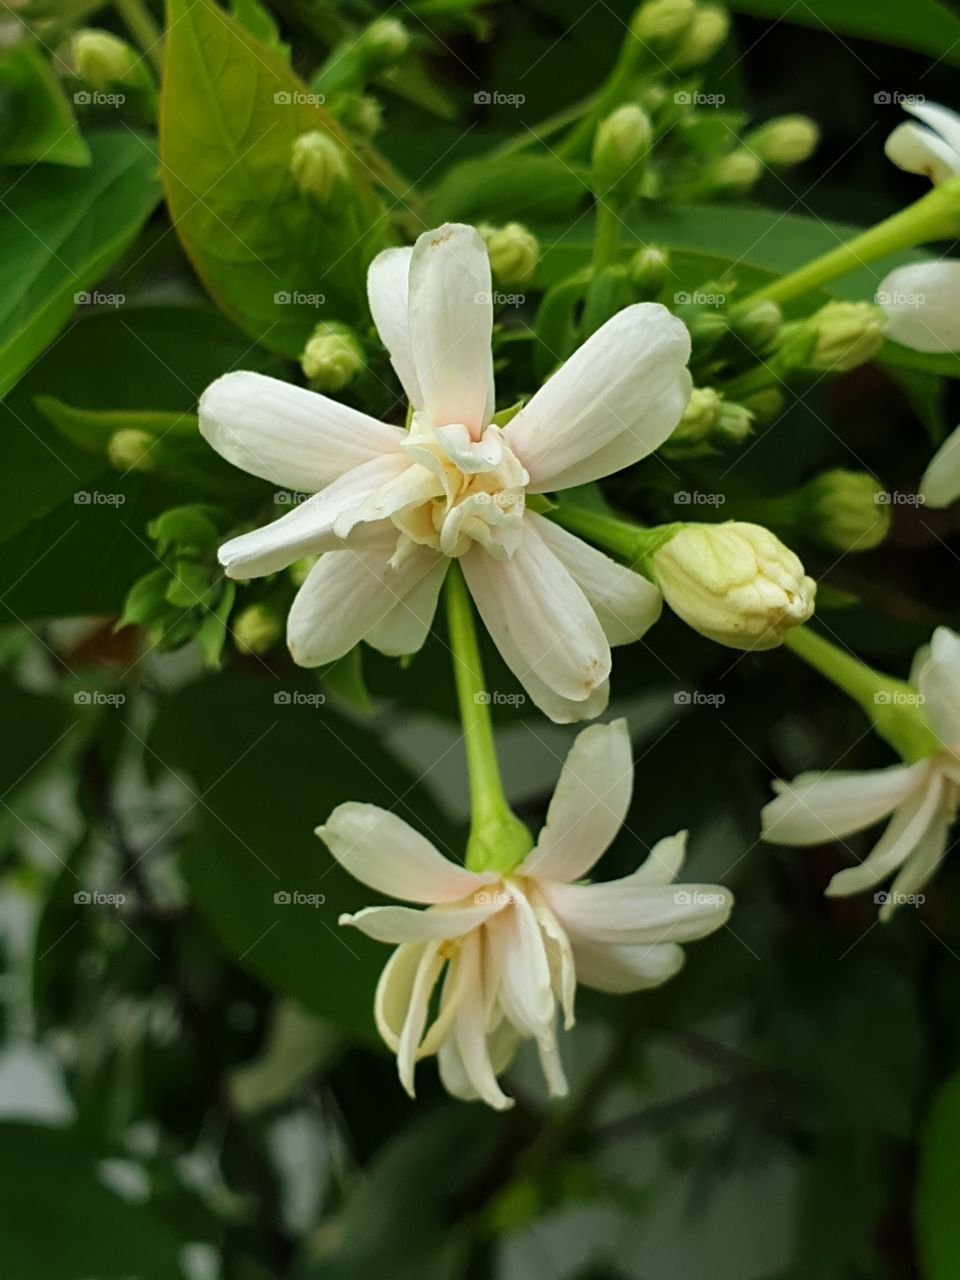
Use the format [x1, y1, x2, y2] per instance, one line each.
[115, 0, 163, 72]
[736, 180, 960, 311]
[547, 505, 678, 575]
[444, 566, 532, 874]
[591, 200, 622, 272]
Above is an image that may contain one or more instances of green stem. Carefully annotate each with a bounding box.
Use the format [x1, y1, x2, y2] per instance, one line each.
[444, 566, 532, 874]
[115, 0, 163, 72]
[490, 98, 596, 159]
[547, 505, 677, 574]
[735, 180, 960, 311]
[591, 200, 621, 273]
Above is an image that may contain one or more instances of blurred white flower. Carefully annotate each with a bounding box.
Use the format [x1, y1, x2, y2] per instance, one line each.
[762, 627, 960, 919]
[920, 423, 960, 507]
[885, 100, 960, 186]
[876, 261, 960, 354]
[199, 223, 692, 722]
[318, 720, 732, 1109]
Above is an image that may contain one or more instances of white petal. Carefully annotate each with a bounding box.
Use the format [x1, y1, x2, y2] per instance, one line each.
[363, 556, 449, 657]
[333, 461, 443, 540]
[621, 831, 689, 886]
[921, 425, 960, 508]
[317, 802, 495, 904]
[536, 1033, 569, 1099]
[900, 101, 960, 170]
[531, 514, 663, 645]
[461, 518, 611, 708]
[542, 879, 732, 945]
[397, 940, 446, 1096]
[882, 812, 951, 919]
[340, 897, 504, 944]
[760, 763, 929, 845]
[503, 304, 691, 492]
[520, 719, 633, 884]
[531, 896, 577, 1029]
[826, 772, 944, 897]
[878, 262, 960, 353]
[408, 223, 494, 433]
[572, 938, 685, 992]
[885, 121, 960, 184]
[199, 371, 404, 491]
[443, 932, 515, 1110]
[367, 246, 422, 408]
[218, 455, 412, 579]
[375, 942, 426, 1052]
[916, 627, 960, 746]
[490, 891, 555, 1044]
[287, 537, 445, 667]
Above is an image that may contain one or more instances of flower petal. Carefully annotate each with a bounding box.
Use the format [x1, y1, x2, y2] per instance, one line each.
[520, 719, 633, 884]
[340, 897, 504, 944]
[761, 763, 929, 845]
[367, 246, 423, 408]
[621, 831, 688, 886]
[542, 879, 732, 944]
[317, 802, 495, 904]
[363, 556, 450, 657]
[531, 514, 663, 645]
[826, 772, 944, 897]
[375, 942, 426, 1052]
[218, 455, 412, 579]
[199, 371, 404, 491]
[287, 536, 445, 667]
[900, 101, 960, 169]
[397, 940, 446, 1096]
[878, 262, 960, 353]
[916, 626, 960, 746]
[333, 460, 443, 541]
[503, 304, 691, 491]
[440, 932, 515, 1110]
[461, 518, 611, 711]
[572, 938, 685, 993]
[489, 889, 555, 1045]
[885, 121, 960, 184]
[882, 812, 951, 919]
[921, 425, 960, 508]
[408, 223, 494, 433]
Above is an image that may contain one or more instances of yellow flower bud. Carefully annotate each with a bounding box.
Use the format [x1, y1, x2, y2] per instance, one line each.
[672, 386, 722, 445]
[798, 469, 891, 552]
[806, 302, 885, 372]
[290, 130, 348, 204]
[651, 521, 816, 650]
[708, 148, 762, 195]
[484, 223, 539, 286]
[107, 428, 155, 473]
[233, 604, 282, 656]
[592, 104, 653, 195]
[746, 115, 820, 168]
[631, 0, 696, 46]
[300, 322, 364, 390]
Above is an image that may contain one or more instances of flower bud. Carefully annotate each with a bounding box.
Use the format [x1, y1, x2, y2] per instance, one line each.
[799, 302, 885, 372]
[290, 130, 348, 204]
[796, 469, 890, 552]
[670, 4, 730, 69]
[650, 521, 816, 650]
[732, 299, 782, 351]
[713, 400, 754, 449]
[629, 245, 669, 297]
[592, 104, 653, 196]
[360, 18, 410, 70]
[671, 386, 722, 446]
[484, 222, 539, 286]
[107, 428, 155, 473]
[73, 29, 139, 90]
[331, 92, 383, 138]
[706, 148, 762, 195]
[300, 322, 364, 391]
[740, 387, 785, 426]
[746, 115, 820, 168]
[233, 603, 282, 656]
[631, 0, 696, 47]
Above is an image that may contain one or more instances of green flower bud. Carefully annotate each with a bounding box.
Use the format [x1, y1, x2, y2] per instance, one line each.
[360, 18, 410, 69]
[797, 468, 891, 552]
[631, 0, 696, 47]
[107, 428, 155, 473]
[707, 148, 763, 195]
[73, 29, 138, 90]
[290, 130, 348, 204]
[670, 4, 730, 69]
[629, 245, 669, 297]
[713, 400, 754, 449]
[592, 104, 653, 196]
[649, 521, 816, 650]
[484, 222, 539, 286]
[740, 387, 785, 426]
[796, 301, 885, 372]
[732, 299, 782, 350]
[746, 115, 820, 168]
[333, 93, 383, 138]
[233, 603, 283, 656]
[672, 386, 722, 445]
[300, 322, 364, 391]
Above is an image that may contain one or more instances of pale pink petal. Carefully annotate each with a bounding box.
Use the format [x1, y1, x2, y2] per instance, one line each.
[367, 246, 422, 408]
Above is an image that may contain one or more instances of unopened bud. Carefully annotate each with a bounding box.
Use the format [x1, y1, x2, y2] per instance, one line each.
[290, 130, 348, 203]
[234, 604, 282, 656]
[672, 387, 722, 445]
[800, 302, 885, 372]
[73, 29, 138, 90]
[746, 115, 820, 168]
[107, 428, 155, 473]
[631, 0, 696, 47]
[670, 4, 730, 69]
[707, 148, 762, 195]
[732, 299, 782, 351]
[484, 222, 539, 286]
[797, 469, 890, 552]
[630, 245, 669, 297]
[333, 93, 383, 138]
[592, 104, 653, 196]
[300, 322, 364, 391]
[360, 18, 410, 69]
[713, 400, 754, 449]
[740, 387, 785, 426]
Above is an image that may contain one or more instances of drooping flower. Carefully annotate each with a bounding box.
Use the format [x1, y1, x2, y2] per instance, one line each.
[876, 261, 960, 355]
[885, 99, 960, 186]
[317, 719, 733, 1108]
[199, 223, 693, 722]
[761, 627, 960, 919]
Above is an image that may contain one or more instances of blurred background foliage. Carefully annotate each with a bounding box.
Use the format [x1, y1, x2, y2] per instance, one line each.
[2, 0, 960, 1277]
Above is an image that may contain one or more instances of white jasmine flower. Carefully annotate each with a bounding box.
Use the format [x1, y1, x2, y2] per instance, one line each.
[876, 261, 960, 354]
[317, 720, 733, 1109]
[885, 99, 960, 185]
[762, 628, 960, 919]
[920, 423, 960, 507]
[199, 223, 692, 723]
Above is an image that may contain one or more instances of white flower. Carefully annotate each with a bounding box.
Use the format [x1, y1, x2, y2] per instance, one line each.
[920, 422, 960, 507]
[885, 99, 960, 185]
[317, 719, 733, 1109]
[199, 223, 692, 723]
[876, 261, 960, 354]
[761, 627, 960, 919]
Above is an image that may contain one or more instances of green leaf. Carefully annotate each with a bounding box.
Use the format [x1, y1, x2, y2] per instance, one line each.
[117, 565, 169, 629]
[0, 130, 160, 401]
[728, 0, 960, 64]
[161, 0, 387, 358]
[916, 1067, 960, 1280]
[196, 578, 236, 667]
[231, 0, 290, 61]
[428, 153, 588, 224]
[0, 37, 90, 167]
